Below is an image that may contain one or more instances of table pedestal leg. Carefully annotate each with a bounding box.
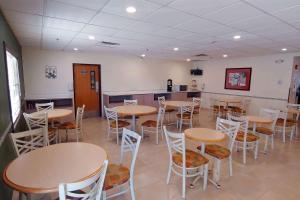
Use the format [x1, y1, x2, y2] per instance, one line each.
[132, 115, 136, 131]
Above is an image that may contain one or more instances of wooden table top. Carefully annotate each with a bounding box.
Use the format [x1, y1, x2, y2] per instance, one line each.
[246, 115, 273, 123]
[218, 99, 241, 103]
[114, 105, 157, 116]
[162, 101, 197, 107]
[287, 108, 300, 114]
[184, 128, 226, 143]
[3, 143, 107, 194]
[32, 109, 72, 119]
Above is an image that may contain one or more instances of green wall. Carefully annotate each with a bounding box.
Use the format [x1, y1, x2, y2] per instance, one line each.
[0, 9, 25, 199]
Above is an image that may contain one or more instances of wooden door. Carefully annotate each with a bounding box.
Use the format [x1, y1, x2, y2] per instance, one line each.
[73, 64, 101, 117]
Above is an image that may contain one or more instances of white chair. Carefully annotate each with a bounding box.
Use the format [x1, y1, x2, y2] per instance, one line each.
[23, 112, 57, 145]
[286, 103, 300, 138]
[104, 106, 130, 144]
[59, 160, 108, 200]
[158, 96, 174, 123]
[197, 118, 240, 184]
[141, 106, 165, 144]
[275, 110, 295, 143]
[176, 105, 194, 132]
[35, 102, 54, 112]
[58, 105, 85, 142]
[10, 128, 47, 156]
[192, 97, 202, 125]
[102, 128, 141, 200]
[256, 108, 280, 152]
[124, 99, 138, 105]
[228, 114, 259, 164]
[163, 126, 208, 198]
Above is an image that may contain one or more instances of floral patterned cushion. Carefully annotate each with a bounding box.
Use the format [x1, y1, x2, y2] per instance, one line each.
[104, 164, 130, 190]
[58, 121, 76, 129]
[172, 149, 208, 168]
[256, 127, 273, 135]
[276, 118, 295, 127]
[141, 120, 157, 127]
[110, 120, 130, 128]
[165, 107, 175, 112]
[235, 131, 259, 142]
[197, 144, 230, 160]
[176, 113, 192, 119]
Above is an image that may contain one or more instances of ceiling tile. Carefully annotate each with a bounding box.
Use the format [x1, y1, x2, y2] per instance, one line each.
[143, 6, 196, 27]
[44, 17, 85, 31]
[145, 0, 174, 6]
[90, 12, 136, 29]
[102, 0, 161, 20]
[203, 2, 265, 24]
[45, 0, 96, 23]
[3, 10, 43, 26]
[124, 21, 165, 33]
[10, 23, 42, 37]
[244, 0, 300, 13]
[81, 24, 119, 36]
[153, 27, 194, 39]
[169, 0, 239, 16]
[0, 0, 44, 15]
[54, 0, 109, 11]
[272, 5, 300, 23]
[43, 27, 77, 40]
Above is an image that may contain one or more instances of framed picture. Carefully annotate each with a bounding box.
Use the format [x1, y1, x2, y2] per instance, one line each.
[224, 68, 252, 91]
[45, 65, 57, 79]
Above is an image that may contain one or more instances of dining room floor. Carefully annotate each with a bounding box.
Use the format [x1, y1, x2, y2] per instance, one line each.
[13, 109, 300, 200]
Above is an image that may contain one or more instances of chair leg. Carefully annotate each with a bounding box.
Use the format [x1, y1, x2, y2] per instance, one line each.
[203, 164, 208, 191]
[182, 168, 186, 199]
[156, 128, 159, 145]
[130, 179, 136, 200]
[213, 159, 221, 183]
[179, 120, 183, 132]
[166, 163, 172, 184]
[271, 134, 274, 149]
[264, 135, 269, 152]
[65, 129, 68, 142]
[229, 155, 233, 176]
[254, 141, 259, 159]
[116, 129, 119, 145]
[290, 126, 295, 141]
[141, 127, 144, 141]
[102, 191, 106, 200]
[243, 142, 247, 164]
[283, 127, 286, 143]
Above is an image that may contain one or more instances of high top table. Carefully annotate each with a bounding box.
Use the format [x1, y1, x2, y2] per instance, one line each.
[114, 105, 156, 131]
[3, 143, 107, 196]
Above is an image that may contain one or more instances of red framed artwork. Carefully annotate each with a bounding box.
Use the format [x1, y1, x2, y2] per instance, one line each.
[224, 68, 252, 91]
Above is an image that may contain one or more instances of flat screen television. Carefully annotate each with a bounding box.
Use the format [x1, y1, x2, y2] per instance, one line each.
[190, 69, 203, 76]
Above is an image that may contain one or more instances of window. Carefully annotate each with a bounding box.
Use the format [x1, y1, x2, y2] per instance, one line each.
[6, 50, 21, 123]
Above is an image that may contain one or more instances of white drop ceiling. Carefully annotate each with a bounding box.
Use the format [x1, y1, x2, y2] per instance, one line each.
[1, 0, 300, 60]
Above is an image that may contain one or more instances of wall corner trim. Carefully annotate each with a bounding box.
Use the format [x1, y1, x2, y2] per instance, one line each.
[0, 122, 12, 146]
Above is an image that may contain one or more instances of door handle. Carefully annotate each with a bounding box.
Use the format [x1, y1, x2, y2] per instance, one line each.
[96, 81, 99, 93]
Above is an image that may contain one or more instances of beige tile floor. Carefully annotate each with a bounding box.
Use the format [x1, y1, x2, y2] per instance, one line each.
[13, 109, 300, 200]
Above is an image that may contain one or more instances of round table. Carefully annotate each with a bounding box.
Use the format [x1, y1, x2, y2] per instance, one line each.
[32, 109, 72, 120]
[184, 128, 226, 189]
[246, 115, 272, 133]
[162, 101, 197, 108]
[114, 105, 156, 131]
[3, 143, 107, 194]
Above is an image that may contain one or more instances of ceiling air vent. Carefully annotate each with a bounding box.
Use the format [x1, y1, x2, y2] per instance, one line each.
[194, 53, 208, 57]
[96, 41, 120, 48]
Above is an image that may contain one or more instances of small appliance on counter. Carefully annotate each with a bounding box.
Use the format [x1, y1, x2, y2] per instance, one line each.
[167, 79, 172, 92]
[174, 84, 188, 92]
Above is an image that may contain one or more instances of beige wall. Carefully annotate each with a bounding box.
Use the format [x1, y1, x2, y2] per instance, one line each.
[191, 53, 300, 114]
[22, 48, 192, 99]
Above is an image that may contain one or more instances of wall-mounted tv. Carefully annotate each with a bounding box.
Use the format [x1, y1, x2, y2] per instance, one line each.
[190, 69, 203, 76]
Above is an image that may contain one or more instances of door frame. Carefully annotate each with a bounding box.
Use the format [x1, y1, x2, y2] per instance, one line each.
[72, 63, 102, 117]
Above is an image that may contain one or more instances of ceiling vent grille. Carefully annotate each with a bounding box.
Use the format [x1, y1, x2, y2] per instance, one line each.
[96, 41, 120, 48]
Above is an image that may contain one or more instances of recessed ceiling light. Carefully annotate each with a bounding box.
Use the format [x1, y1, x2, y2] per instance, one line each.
[73, 48, 78, 51]
[223, 54, 228, 58]
[126, 6, 136, 13]
[173, 47, 179, 51]
[281, 48, 287, 51]
[88, 35, 95, 40]
[186, 58, 191, 62]
[233, 35, 241, 40]
[141, 54, 146, 57]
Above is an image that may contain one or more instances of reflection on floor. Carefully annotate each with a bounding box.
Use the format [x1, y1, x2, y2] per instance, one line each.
[13, 109, 300, 200]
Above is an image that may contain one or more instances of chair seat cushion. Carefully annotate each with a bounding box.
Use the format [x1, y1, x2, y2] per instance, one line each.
[141, 120, 157, 127]
[172, 149, 208, 168]
[256, 127, 273, 135]
[58, 122, 76, 129]
[165, 108, 175, 112]
[104, 164, 130, 190]
[110, 120, 130, 128]
[197, 144, 230, 159]
[176, 113, 192, 119]
[235, 131, 259, 142]
[276, 118, 295, 127]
